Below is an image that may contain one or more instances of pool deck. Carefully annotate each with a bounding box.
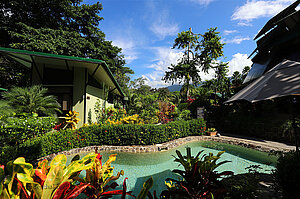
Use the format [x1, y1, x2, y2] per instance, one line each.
[37, 134, 296, 162]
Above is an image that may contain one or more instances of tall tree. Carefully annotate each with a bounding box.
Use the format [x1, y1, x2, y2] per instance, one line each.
[0, 0, 133, 87]
[231, 66, 251, 94]
[213, 62, 230, 102]
[0, 56, 30, 88]
[162, 27, 224, 101]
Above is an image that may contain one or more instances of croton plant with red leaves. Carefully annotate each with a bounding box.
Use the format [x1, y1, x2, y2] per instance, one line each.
[0, 152, 135, 198]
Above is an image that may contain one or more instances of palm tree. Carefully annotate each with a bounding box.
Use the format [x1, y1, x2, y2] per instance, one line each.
[0, 100, 15, 117]
[2, 85, 61, 116]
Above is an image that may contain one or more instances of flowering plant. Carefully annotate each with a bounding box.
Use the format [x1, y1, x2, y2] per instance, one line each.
[105, 114, 144, 125]
[157, 101, 177, 124]
[187, 96, 195, 104]
[207, 127, 216, 132]
[64, 110, 80, 129]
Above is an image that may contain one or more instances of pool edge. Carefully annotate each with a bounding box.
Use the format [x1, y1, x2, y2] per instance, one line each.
[36, 135, 295, 162]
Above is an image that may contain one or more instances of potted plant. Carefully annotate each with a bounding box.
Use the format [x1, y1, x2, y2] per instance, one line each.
[206, 128, 217, 136]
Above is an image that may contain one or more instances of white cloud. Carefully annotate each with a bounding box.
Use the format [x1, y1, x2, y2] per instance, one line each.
[232, 0, 294, 24]
[141, 51, 253, 88]
[143, 47, 183, 88]
[227, 53, 253, 76]
[237, 22, 253, 27]
[148, 47, 183, 71]
[112, 39, 139, 64]
[142, 48, 225, 87]
[223, 30, 238, 35]
[189, 0, 216, 6]
[224, 36, 251, 44]
[198, 69, 216, 81]
[149, 10, 179, 40]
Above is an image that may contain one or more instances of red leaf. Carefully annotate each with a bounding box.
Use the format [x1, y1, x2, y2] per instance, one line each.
[103, 182, 119, 192]
[101, 189, 123, 196]
[101, 190, 136, 198]
[96, 154, 102, 166]
[35, 169, 47, 182]
[217, 171, 233, 177]
[65, 183, 91, 199]
[100, 177, 135, 198]
[53, 182, 71, 199]
[121, 177, 128, 199]
[15, 177, 29, 199]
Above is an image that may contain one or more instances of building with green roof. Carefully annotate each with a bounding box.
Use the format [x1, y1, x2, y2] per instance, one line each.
[0, 47, 125, 126]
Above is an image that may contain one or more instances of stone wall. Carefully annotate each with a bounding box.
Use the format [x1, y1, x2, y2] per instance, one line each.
[36, 135, 295, 162]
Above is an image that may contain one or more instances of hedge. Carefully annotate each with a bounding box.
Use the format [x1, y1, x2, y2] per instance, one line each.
[0, 118, 206, 164]
[0, 116, 57, 147]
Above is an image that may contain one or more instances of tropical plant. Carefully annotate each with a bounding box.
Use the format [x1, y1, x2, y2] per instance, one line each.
[163, 27, 224, 101]
[275, 151, 300, 198]
[94, 105, 128, 125]
[126, 91, 159, 124]
[137, 177, 158, 199]
[0, 100, 15, 118]
[106, 114, 144, 125]
[177, 109, 191, 121]
[230, 66, 250, 94]
[0, 152, 134, 199]
[64, 111, 80, 130]
[207, 128, 216, 132]
[2, 85, 61, 116]
[212, 62, 231, 103]
[157, 101, 177, 124]
[161, 147, 233, 199]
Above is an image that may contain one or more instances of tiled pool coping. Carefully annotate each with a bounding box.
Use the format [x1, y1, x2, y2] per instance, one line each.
[37, 135, 296, 162]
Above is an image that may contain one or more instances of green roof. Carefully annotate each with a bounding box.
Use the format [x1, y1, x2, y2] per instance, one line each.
[0, 47, 125, 97]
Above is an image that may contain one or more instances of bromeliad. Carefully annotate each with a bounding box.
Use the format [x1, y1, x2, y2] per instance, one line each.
[161, 147, 233, 199]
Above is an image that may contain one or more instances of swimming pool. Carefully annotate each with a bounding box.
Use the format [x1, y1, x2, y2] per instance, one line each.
[68, 141, 277, 197]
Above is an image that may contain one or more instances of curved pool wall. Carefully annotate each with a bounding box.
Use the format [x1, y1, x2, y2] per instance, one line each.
[67, 141, 277, 197]
[35, 135, 292, 197]
[36, 135, 292, 163]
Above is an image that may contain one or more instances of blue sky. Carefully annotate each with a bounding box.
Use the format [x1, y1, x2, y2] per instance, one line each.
[83, 0, 296, 88]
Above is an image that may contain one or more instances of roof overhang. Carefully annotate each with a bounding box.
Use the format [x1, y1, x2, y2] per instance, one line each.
[254, 0, 300, 40]
[0, 47, 125, 97]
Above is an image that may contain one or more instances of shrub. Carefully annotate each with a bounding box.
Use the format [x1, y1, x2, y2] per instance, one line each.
[0, 118, 206, 165]
[0, 116, 57, 147]
[106, 114, 144, 125]
[94, 103, 127, 124]
[157, 101, 177, 124]
[177, 109, 191, 121]
[178, 103, 189, 111]
[275, 151, 300, 198]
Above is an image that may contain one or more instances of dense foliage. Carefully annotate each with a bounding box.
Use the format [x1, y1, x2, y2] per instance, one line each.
[0, 116, 57, 147]
[275, 151, 300, 198]
[0, 0, 133, 88]
[0, 152, 134, 198]
[0, 119, 206, 165]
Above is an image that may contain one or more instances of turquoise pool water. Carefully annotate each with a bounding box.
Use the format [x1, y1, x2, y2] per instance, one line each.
[68, 141, 277, 197]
